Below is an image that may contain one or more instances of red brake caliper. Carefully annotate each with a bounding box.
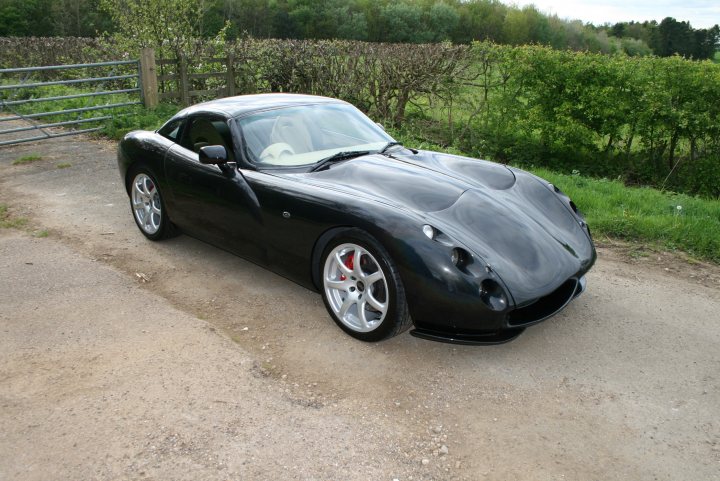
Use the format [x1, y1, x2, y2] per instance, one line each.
[339, 252, 354, 281]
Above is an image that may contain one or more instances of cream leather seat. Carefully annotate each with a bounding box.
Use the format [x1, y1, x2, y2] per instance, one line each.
[187, 118, 235, 161]
[270, 114, 315, 154]
[189, 118, 227, 152]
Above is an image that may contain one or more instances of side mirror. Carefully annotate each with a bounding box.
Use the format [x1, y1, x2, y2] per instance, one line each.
[199, 145, 228, 165]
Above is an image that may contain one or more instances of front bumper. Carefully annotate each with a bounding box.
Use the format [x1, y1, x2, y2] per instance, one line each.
[409, 275, 587, 345]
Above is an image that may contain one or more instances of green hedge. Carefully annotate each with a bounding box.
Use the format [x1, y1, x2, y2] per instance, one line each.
[450, 43, 720, 198]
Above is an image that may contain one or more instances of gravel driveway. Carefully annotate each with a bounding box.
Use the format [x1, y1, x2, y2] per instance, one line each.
[1, 131, 719, 481]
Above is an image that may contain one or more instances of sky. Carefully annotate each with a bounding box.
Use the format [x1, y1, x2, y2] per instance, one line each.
[500, 1, 720, 29]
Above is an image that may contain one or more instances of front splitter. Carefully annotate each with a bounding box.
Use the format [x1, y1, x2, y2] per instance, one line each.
[409, 327, 525, 345]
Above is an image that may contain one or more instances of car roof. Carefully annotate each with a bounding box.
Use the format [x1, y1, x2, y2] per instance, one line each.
[173, 93, 348, 119]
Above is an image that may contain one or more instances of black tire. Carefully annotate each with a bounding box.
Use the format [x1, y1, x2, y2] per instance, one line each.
[127, 167, 178, 241]
[319, 228, 412, 342]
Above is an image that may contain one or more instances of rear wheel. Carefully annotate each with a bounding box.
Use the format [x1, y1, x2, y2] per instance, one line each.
[129, 169, 177, 240]
[320, 229, 411, 341]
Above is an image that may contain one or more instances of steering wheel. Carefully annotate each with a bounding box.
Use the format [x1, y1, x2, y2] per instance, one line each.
[259, 143, 295, 164]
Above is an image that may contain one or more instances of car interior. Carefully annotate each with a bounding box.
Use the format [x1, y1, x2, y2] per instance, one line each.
[183, 117, 235, 162]
[269, 114, 316, 153]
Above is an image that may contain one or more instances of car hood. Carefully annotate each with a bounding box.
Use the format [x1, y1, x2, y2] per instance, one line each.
[307, 151, 517, 212]
[306, 151, 595, 304]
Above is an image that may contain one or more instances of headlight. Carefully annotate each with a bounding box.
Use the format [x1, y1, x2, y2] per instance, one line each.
[422, 225, 475, 271]
[450, 247, 470, 268]
[479, 279, 508, 311]
[422, 224, 436, 239]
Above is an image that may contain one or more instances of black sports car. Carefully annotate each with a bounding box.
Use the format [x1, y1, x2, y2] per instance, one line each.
[117, 93, 595, 344]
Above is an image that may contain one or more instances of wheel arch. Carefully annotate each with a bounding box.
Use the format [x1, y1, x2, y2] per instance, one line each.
[124, 160, 181, 240]
[118, 131, 171, 196]
[125, 161, 165, 196]
[310, 225, 355, 290]
[308, 217, 425, 292]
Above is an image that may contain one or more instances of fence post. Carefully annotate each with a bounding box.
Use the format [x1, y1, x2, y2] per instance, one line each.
[179, 56, 190, 106]
[226, 53, 236, 97]
[139, 47, 158, 109]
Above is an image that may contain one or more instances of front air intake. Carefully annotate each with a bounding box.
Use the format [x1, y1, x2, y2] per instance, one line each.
[507, 278, 578, 326]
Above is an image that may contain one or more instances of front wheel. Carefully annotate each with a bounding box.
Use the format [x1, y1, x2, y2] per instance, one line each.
[129, 169, 177, 240]
[320, 229, 411, 342]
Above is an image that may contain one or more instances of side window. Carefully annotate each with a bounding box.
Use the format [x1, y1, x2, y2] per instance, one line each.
[181, 116, 235, 162]
[158, 119, 183, 142]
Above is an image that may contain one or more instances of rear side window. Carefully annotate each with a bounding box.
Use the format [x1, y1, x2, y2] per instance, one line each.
[181, 116, 235, 161]
[158, 119, 183, 141]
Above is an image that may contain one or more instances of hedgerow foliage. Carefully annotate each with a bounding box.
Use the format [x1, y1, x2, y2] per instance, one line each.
[454, 43, 720, 198]
[1, 37, 718, 197]
[224, 39, 470, 126]
[0, 37, 115, 68]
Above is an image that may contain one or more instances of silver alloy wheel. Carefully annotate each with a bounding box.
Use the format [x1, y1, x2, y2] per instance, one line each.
[323, 243, 389, 332]
[131, 173, 162, 235]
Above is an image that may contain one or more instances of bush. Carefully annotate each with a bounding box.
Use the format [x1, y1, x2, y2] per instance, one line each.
[450, 43, 720, 198]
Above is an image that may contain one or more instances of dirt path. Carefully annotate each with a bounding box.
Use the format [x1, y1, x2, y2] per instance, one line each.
[1, 133, 719, 481]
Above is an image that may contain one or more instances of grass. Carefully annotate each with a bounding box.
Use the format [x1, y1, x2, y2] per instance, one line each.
[0, 205, 48, 237]
[12, 154, 43, 165]
[390, 127, 720, 263]
[102, 102, 179, 140]
[56, 162, 72, 169]
[0, 204, 28, 229]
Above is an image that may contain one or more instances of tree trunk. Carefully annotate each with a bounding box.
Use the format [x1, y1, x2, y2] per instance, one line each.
[625, 121, 636, 164]
[668, 131, 679, 171]
[690, 137, 696, 162]
[394, 90, 409, 126]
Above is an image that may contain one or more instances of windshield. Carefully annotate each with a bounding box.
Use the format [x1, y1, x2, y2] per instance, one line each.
[236, 103, 394, 167]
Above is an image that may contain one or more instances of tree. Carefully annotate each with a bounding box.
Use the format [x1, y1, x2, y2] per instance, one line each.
[0, 0, 55, 36]
[693, 25, 720, 59]
[378, 2, 427, 43]
[502, 8, 531, 45]
[610, 22, 625, 38]
[656, 17, 693, 57]
[454, 0, 506, 43]
[426, 2, 459, 42]
[99, 0, 208, 58]
[335, 10, 369, 40]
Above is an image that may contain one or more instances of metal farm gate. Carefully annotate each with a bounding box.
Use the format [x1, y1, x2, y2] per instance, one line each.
[0, 59, 143, 147]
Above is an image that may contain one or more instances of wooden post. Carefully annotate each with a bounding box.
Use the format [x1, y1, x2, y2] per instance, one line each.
[226, 53, 236, 97]
[139, 47, 158, 109]
[179, 56, 190, 106]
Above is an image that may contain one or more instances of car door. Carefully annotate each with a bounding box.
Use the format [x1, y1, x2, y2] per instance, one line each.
[163, 113, 265, 262]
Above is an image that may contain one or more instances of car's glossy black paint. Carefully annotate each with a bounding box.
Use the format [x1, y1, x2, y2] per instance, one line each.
[118, 94, 596, 344]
